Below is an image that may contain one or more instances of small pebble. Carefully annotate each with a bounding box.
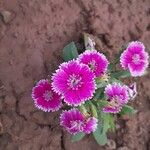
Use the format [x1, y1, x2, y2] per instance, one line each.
[0, 10, 12, 24]
[117, 146, 130, 150]
[105, 139, 116, 150]
[116, 124, 120, 129]
[0, 122, 3, 135]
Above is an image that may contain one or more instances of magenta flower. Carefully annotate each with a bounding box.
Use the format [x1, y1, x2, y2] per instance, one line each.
[32, 79, 62, 112]
[60, 108, 98, 134]
[120, 41, 149, 77]
[83, 117, 98, 134]
[103, 83, 129, 113]
[52, 60, 96, 106]
[78, 50, 109, 77]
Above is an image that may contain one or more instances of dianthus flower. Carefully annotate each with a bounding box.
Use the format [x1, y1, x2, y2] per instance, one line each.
[60, 108, 98, 134]
[78, 50, 109, 77]
[103, 83, 129, 113]
[52, 60, 96, 106]
[32, 79, 62, 112]
[120, 41, 149, 77]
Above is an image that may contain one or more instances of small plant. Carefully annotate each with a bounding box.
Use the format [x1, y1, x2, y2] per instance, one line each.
[32, 33, 149, 145]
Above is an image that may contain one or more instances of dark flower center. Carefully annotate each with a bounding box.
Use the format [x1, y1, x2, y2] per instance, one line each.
[88, 60, 97, 71]
[43, 90, 53, 101]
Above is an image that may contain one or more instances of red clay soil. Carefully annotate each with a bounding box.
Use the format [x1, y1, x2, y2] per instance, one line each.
[0, 0, 150, 150]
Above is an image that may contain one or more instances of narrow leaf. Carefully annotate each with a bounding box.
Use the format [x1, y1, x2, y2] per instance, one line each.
[108, 63, 115, 72]
[90, 102, 98, 118]
[111, 70, 131, 79]
[101, 113, 111, 133]
[63, 42, 78, 61]
[72, 132, 85, 142]
[120, 105, 137, 115]
[109, 78, 123, 84]
[96, 81, 108, 88]
[109, 115, 115, 132]
[93, 89, 103, 101]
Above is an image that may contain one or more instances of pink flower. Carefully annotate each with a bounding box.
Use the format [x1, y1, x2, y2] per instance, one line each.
[103, 83, 129, 113]
[120, 41, 149, 77]
[83, 117, 98, 134]
[32, 79, 62, 112]
[52, 60, 96, 106]
[60, 108, 98, 134]
[78, 50, 109, 77]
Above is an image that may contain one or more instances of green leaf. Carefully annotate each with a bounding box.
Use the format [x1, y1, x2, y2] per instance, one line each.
[93, 123, 107, 145]
[96, 81, 108, 88]
[63, 42, 78, 61]
[109, 115, 115, 132]
[101, 113, 111, 133]
[98, 100, 108, 108]
[89, 102, 98, 118]
[100, 112, 115, 133]
[72, 132, 85, 142]
[79, 105, 88, 115]
[93, 89, 104, 101]
[108, 63, 115, 72]
[120, 105, 137, 115]
[111, 70, 131, 79]
[109, 78, 123, 84]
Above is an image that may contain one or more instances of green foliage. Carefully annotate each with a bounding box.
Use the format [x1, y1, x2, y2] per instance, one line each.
[120, 105, 137, 115]
[93, 88, 104, 101]
[109, 78, 123, 84]
[89, 102, 98, 118]
[96, 81, 108, 88]
[111, 70, 131, 79]
[101, 112, 115, 133]
[109, 114, 115, 132]
[72, 132, 85, 142]
[93, 122, 107, 145]
[108, 63, 114, 72]
[63, 42, 78, 61]
[93, 108, 115, 145]
[98, 100, 108, 108]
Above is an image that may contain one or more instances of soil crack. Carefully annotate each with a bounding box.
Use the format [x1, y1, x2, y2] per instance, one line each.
[61, 129, 66, 150]
[10, 83, 27, 121]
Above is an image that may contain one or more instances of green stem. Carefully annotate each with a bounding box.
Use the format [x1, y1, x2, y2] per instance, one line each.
[79, 105, 87, 115]
[89, 101, 98, 118]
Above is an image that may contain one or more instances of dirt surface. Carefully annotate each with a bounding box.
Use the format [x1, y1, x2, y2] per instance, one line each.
[0, 0, 150, 150]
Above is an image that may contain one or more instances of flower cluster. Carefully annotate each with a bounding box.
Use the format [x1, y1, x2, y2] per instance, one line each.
[31, 38, 149, 144]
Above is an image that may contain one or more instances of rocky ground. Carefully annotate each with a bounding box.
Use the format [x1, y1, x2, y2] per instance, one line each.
[0, 0, 150, 150]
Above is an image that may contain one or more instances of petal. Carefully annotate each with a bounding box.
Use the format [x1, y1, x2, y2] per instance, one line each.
[83, 117, 98, 134]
